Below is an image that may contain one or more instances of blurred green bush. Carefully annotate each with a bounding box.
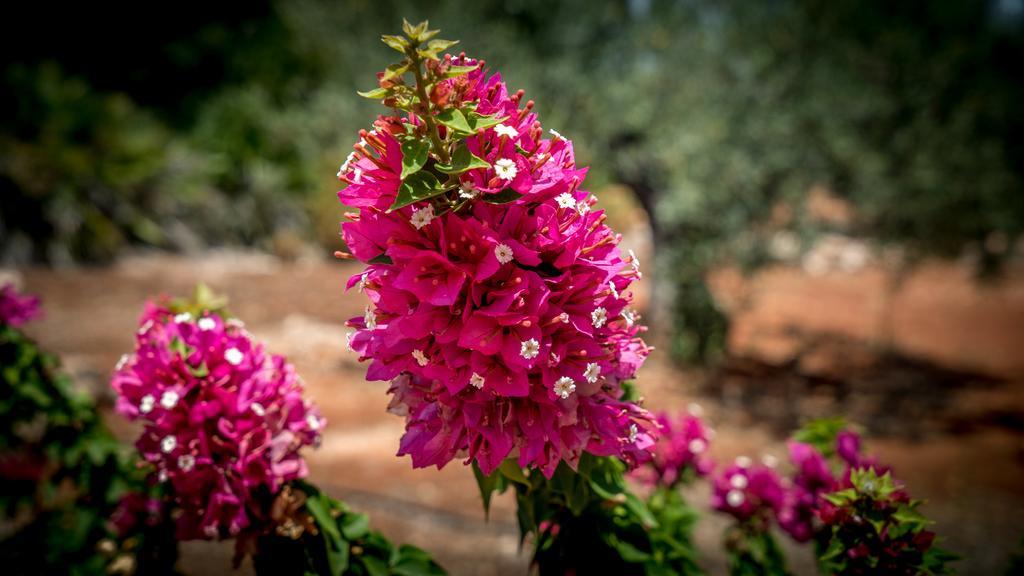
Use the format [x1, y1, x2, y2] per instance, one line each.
[2, 0, 1021, 362]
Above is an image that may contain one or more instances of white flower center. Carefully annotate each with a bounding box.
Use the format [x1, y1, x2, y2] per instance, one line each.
[555, 192, 576, 209]
[198, 317, 216, 331]
[583, 362, 601, 384]
[494, 158, 518, 181]
[160, 391, 179, 410]
[735, 456, 752, 468]
[412, 349, 429, 366]
[549, 128, 564, 139]
[494, 243, 514, 264]
[576, 200, 590, 214]
[688, 438, 707, 454]
[364, 306, 377, 330]
[116, 354, 130, 371]
[251, 402, 266, 416]
[174, 312, 192, 324]
[520, 338, 540, 360]
[591, 307, 608, 329]
[762, 454, 779, 468]
[459, 184, 478, 200]
[224, 347, 244, 366]
[628, 423, 639, 443]
[139, 394, 155, 414]
[306, 414, 322, 431]
[553, 376, 577, 399]
[730, 474, 749, 489]
[410, 204, 435, 230]
[726, 489, 746, 507]
[161, 435, 177, 453]
[469, 372, 485, 389]
[178, 454, 195, 472]
[494, 123, 518, 138]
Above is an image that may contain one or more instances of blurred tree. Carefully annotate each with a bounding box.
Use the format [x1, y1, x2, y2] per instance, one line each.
[2, 0, 1021, 362]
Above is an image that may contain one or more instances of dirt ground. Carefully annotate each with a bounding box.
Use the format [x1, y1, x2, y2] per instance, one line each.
[10, 251, 1024, 575]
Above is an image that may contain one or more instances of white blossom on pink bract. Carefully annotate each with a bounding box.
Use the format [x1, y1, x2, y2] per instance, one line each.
[111, 302, 323, 540]
[340, 57, 657, 479]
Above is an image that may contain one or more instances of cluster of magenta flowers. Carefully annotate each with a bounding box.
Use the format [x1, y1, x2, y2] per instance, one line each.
[111, 302, 324, 539]
[0, 283, 40, 327]
[633, 406, 714, 487]
[339, 54, 656, 478]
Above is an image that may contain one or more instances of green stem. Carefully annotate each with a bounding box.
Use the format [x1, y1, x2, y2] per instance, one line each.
[409, 52, 450, 164]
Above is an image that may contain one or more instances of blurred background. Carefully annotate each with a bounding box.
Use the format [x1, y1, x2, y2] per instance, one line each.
[2, 0, 1023, 574]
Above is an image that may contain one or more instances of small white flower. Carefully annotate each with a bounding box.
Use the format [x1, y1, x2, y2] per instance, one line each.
[115, 354, 130, 371]
[520, 338, 540, 360]
[553, 376, 577, 399]
[549, 128, 564, 139]
[583, 362, 601, 384]
[494, 123, 518, 138]
[364, 306, 377, 330]
[139, 394, 155, 414]
[410, 204, 435, 230]
[174, 312, 192, 324]
[338, 151, 357, 176]
[688, 438, 707, 454]
[161, 435, 177, 454]
[251, 402, 266, 416]
[352, 166, 364, 184]
[628, 249, 640, 268]
[355, 273, 368, 293]
[160, 391, 179, 410]
[137, 320, 153, 335]
[761, 454, 779, 468]
[494, 243, 514, 264]
[591, 307, 608, 329]
[687, 403, 704, 417]
[493, 158, 518, 181]
[178, 454, 195, 472]
[158, 469, 168, 482]
[735, 455, 752, 468]
[224, 347, 244, 366]
[556, 192, 576, 209]
[628, 424, 639, 443]
[412, 349, 429, 366]
[306, 414, 321, 431]
[621, 309, 636, 327]
[469, 372, 485, 389]
[459, 184, 478, 200]
[730, 474, 749, 489]
[576, 200, 590, 214]
[609, 281, 619, 300]
[198, 317, 216, 331]
[726, 489, 746, 508]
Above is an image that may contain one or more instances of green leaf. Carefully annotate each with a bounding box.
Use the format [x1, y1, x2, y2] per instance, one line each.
[482, 189, 523, 204]
[357, 87, 390, 99]
[624, 492, 659, 529]
[471, 461, 506, 519]
[390, 171, 445, 211]
[436, 109, 472, 134]
[611, 537, 651, 563]
[381, 34, 408, 53]
[340, 512, 370, 540]
[304, 492, 342, 545]
[444, 64, 479, 78]
[435, 145, 490, 175]
[368, 253, 394, 265]
[400, 140, 429, 179]
[465, 111, 508, 133]
[360, 556, 390, 576]
[426, 39, 459, 53]
[498, 459, 530, 487]
[383, 62, 410, 81]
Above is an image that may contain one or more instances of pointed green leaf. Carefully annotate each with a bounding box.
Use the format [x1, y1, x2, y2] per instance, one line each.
[381, 35, 408, 53]
[444, 64, 480, 78]
[435, 145, 491, 175]
[340, 512, 370, 540]
[357, 87, 390, 99]
[390, 171, 445, 211]
[383, 62, 410, 81]
[482, 189, 523, 204]
[436, 108, 472, 134]
[465, 111, 508, 133]
[400, 140, 429, 179]
[498, 459, 530, 487]
[471, 461, 507, 519]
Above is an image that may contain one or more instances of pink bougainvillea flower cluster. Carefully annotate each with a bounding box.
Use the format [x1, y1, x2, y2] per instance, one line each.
[111, 302, 324, 540]
[711, 457, 787, 523]
[634, 405, 715, 488]
[0, 283, 40, 327]
[339, 56, 656, 478]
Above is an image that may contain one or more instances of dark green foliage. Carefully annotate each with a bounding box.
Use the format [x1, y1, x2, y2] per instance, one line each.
[252, 481, 445, 576]
[0, 323, 176, 574]
[473, 454, 703, 575]
[724, 524, 790, 576]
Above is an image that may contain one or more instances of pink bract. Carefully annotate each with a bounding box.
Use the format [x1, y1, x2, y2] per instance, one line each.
[0, 283, 41, 327]
[111, 302, 323, 540]
[339, 57, 656, 478]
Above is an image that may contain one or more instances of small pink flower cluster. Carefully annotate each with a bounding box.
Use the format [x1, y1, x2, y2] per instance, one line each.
[711, 458, 787, 523]
[634, 407, 714, 487]
[340, 58, 656, 478]
[111, 302, 324, 539]
[0, 283, 40, 327]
